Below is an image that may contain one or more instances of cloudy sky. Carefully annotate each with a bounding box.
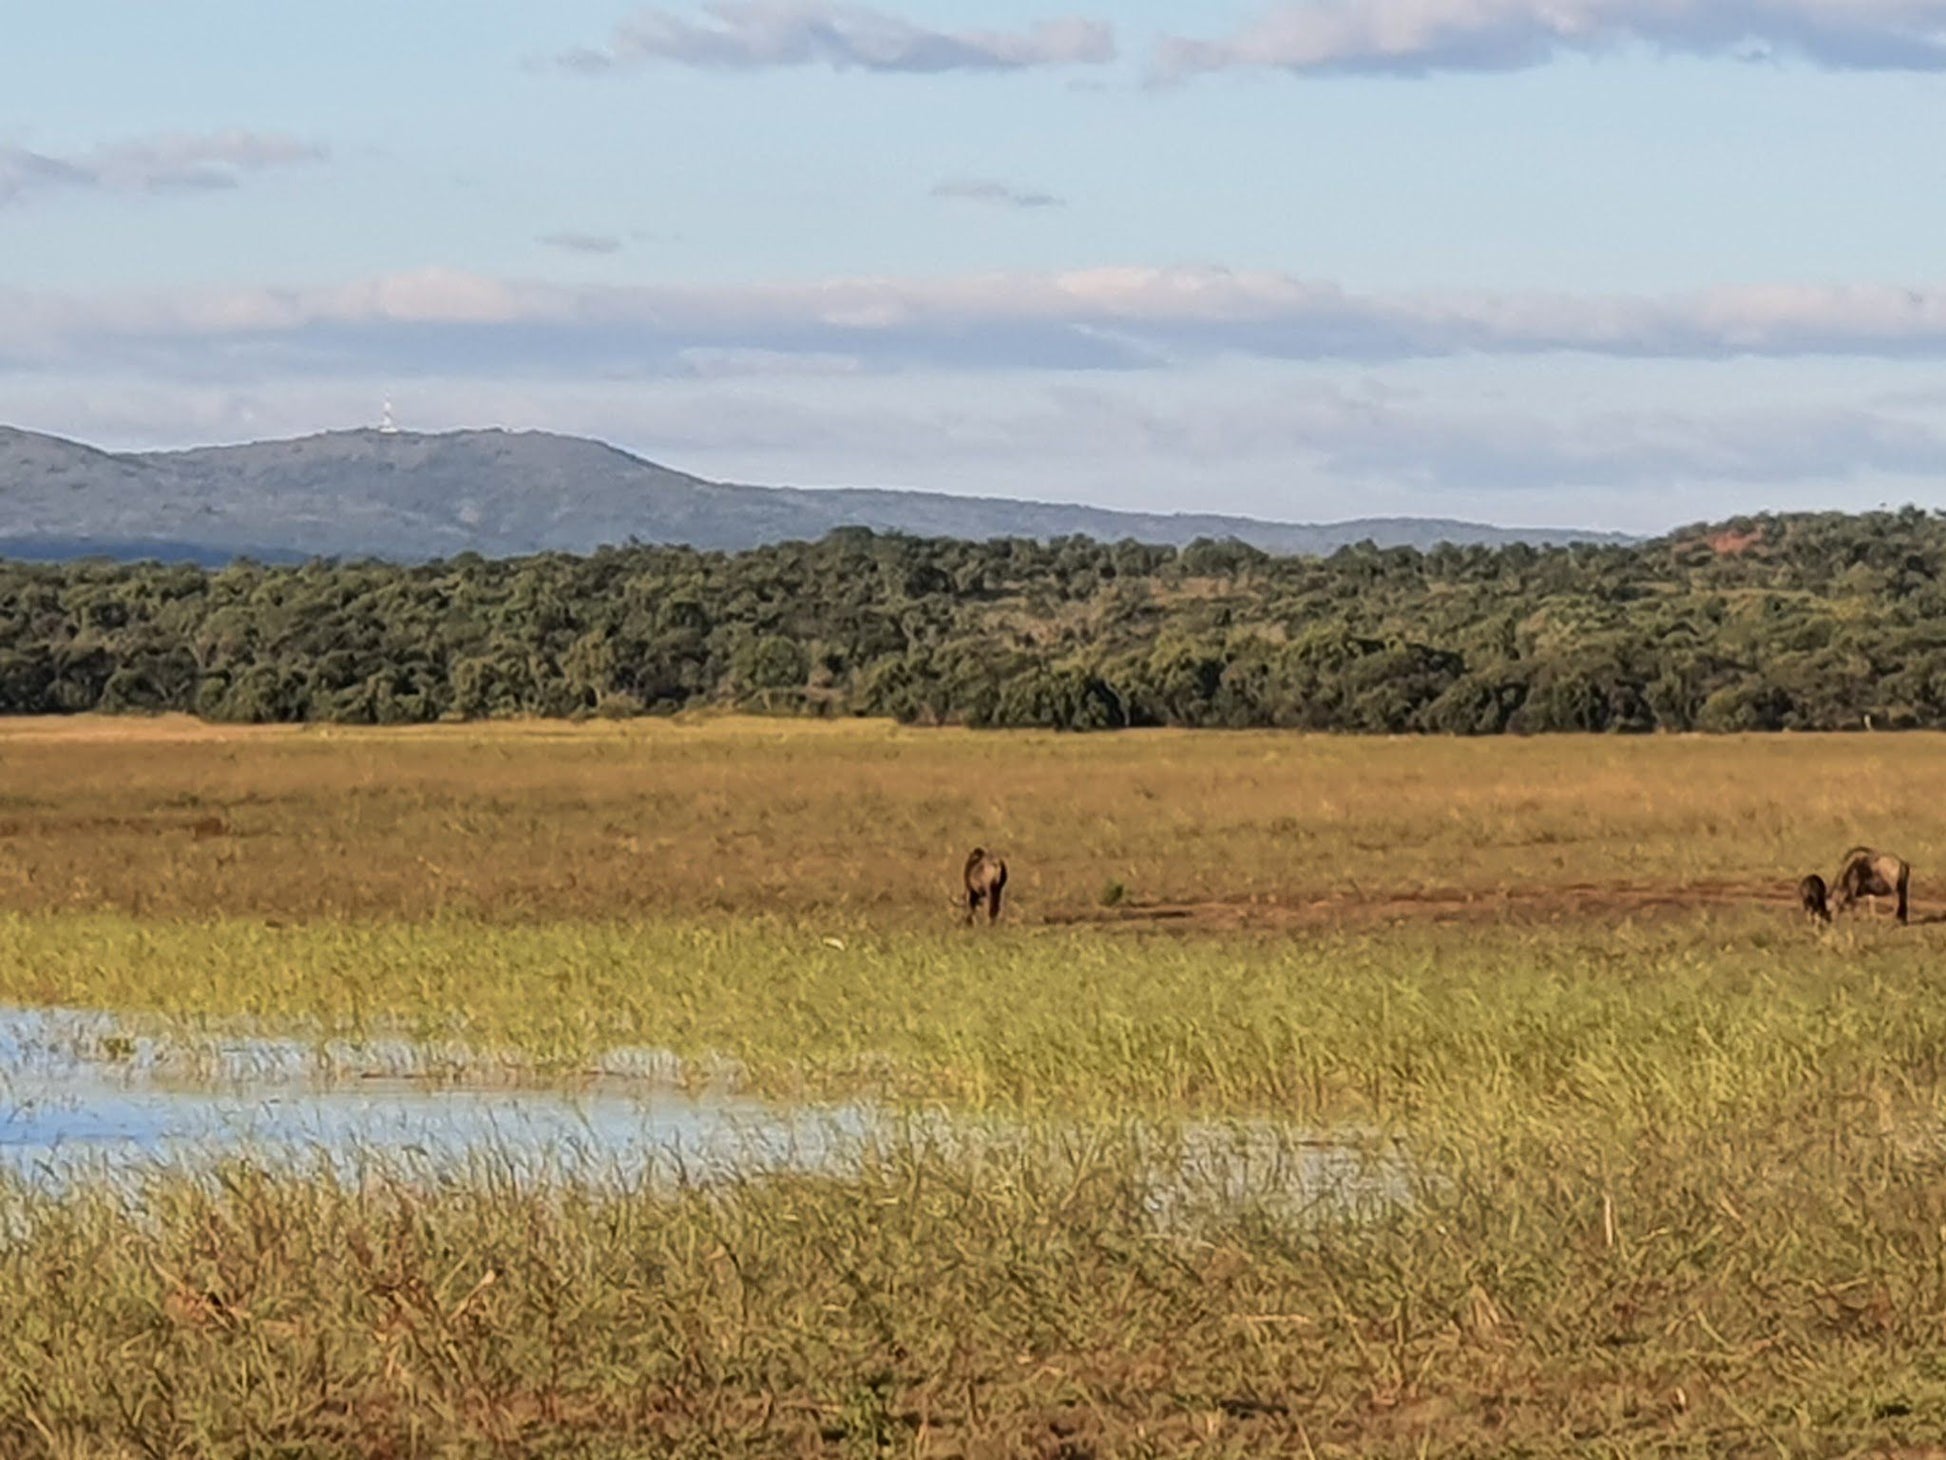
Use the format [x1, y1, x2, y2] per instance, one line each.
[6, 1, 1946, 531]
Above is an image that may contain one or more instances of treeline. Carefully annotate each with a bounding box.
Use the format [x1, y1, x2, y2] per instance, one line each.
[4, 511, 1946, 732]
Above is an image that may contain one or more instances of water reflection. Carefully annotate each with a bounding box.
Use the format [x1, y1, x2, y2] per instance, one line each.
[0, 1006, 1419, 1223]
[0, 1006, 865, 1188]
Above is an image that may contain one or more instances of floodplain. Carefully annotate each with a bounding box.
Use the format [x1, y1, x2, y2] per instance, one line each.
[1, 716, 1944, 1456]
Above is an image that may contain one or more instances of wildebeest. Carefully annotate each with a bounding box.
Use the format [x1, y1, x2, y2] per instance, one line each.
[963, 847, 1008, 925]
[1833, 846, 1910, 925]
[1797, 873, 1831, 924]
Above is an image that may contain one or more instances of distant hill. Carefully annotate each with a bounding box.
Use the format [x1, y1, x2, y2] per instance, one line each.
[0, 424, 1638, 563]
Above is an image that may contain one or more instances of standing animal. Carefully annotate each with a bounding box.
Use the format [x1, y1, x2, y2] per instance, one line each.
[1833, 846, 1910, 925]
[1797, 873, 1831, 924]
[963, 848, 1008, 925]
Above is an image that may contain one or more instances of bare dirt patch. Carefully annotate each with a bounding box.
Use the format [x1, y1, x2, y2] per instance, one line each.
[1707, 527, 1766, 557]
[1041, 878, 1912, 932]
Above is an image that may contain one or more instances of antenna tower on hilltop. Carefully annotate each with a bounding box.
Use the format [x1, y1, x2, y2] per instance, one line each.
[379, 398, 399, 434]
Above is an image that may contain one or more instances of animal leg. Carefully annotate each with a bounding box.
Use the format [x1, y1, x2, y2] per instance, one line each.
[987, 882, 1004, 924]
[1898, 868, 1911, 925]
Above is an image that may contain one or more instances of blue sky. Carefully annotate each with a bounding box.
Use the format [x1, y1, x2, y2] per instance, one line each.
[6, 1, 1946, 531]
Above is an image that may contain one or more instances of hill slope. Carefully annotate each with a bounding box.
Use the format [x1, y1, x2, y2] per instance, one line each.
[0, 424, 1636, 561]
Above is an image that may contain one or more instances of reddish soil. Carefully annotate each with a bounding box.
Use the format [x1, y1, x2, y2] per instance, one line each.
[1706, 527, 1765, 557]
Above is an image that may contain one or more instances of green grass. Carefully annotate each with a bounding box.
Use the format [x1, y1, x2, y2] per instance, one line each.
[9, 911, 1946, 1452]
[6, 909, 1944, 1136]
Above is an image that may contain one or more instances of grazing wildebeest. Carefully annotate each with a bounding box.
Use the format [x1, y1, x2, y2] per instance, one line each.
[963, 847, 1008, 925]
[1833, 846, 1910, 925]
[1797, 873, 1831, 924]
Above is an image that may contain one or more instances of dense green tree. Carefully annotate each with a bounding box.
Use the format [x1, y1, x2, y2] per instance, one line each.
[8, 510, 1946, 731]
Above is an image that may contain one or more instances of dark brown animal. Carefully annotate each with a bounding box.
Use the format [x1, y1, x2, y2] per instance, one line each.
[1833, 846, 1910, 925]
[963, 847, 1008, 925]
[1797, 873, 1831, 924]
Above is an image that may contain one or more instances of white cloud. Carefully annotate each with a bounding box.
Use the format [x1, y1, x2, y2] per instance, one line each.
[1296, 398, 1946, 490]
[676, 346, 864, 375]
[17, 266, 1946, 375]
[1156, 0, 1946, 79]
[560, 2, 1115, 73]
[772, 384, 1946, 493]
[538, 231, 626, 254]
[931, 177, 1066, 209]
[0, 130, 326, 208]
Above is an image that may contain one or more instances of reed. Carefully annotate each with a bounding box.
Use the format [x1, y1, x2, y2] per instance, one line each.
[2, 1113, 1944, 1457]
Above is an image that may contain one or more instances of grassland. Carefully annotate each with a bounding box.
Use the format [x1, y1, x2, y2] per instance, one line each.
[0, 714, 1931, 924]
[4, 717, 1946, 1455]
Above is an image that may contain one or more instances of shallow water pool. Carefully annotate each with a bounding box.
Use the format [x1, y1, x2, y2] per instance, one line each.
[0, 1006, 1420, 1221]
[0, 1006, 869, 1188]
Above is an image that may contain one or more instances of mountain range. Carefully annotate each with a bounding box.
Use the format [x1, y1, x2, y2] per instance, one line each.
[0, 424, 1638, 565]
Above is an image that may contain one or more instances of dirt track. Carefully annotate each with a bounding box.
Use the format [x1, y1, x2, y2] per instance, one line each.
[1041, 880, 1936, 933]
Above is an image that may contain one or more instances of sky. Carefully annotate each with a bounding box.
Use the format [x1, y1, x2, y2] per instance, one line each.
[5, 2, 1946, 532]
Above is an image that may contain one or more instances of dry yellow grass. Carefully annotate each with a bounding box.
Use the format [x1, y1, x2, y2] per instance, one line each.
[0, 713, 1931, 925]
